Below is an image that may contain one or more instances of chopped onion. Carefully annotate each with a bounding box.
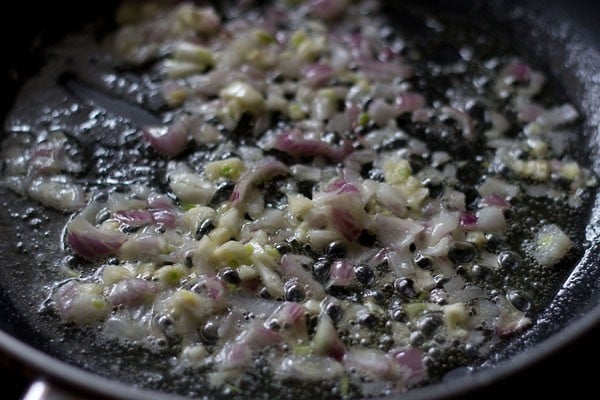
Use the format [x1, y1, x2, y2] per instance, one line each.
[440, 106, 474, 139]
[114, 210, 154, 228]
[107, 278, 159, 307]
[67, 216, 128, 259]
[281, 254, 325, 300]
[312, 314, 345, 361]
[273, 129, 353, 162]
[28, 176, 87, 212]
[344, 348, 399, 380]
[265, 302, 306, 336]
[502, 62, 531, 82]
[459, 212, 478, 229]
[143, 116, 192, 157]
[375, 215, 424, 250]
[532, 224, 572, 266]
[396, 92, 425, 115]
[302, 63, 336, 87]
[392, 348, 426, 384]
[330, 207, 362, 242]
[277, 355, 344, 381]
[535, 104, 579, 129]
[239, 324, 283, 347]
[231, 157, 289, 206]
[475, 207, 506, 232]
[55, 281, 110, 325]
[329, 259, 354, 287]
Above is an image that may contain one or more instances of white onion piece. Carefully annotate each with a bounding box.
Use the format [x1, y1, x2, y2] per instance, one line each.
[428, 211, 459, 244]
[447, 285, 485, 304]
[532, 224, 572, 266]
[495, 296, 531, 338]
[535, 104, 579, 129]
[368, 99, 398, 126]
[103, 315, 146, 340]
[375, 215, 424, 250]
[28, 176, 86, 212]
[281, 254, 325, 300]
[277, 355, 344, 381]
[312, 314, 345, 360]
[475, 207, 506, 233]
[344, 348, 401, 380]
[168, 164, 216, 205]
[478, 177, 519, 199]
[118, 232, 167, 262]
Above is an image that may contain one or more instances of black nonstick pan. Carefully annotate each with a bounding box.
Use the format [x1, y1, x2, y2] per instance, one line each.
[0, 0, 599, 399]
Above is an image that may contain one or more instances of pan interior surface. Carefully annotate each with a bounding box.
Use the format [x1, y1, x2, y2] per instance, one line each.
[0, 1, 598, 399]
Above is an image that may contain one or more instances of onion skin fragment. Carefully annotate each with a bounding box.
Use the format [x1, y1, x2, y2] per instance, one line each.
[273, 129, 353, 163]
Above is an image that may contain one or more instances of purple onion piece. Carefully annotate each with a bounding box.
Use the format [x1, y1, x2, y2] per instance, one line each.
[142, 116, 191, 157]
[329, 259, 354, 287]
[230, 157, 289, 206]
[459, 212, 478, 229]
[195, 275, 228, 311]
[396, 92, 425, 115]
[503, 62, 531, 82]
[221, 342, 252, 370]
[107, 278, 159, 307]
[266, 302, 306, 333]
[150, 208, 177, 229]
[480, 194, 510, 209]
[325, 178, 359, 194]
[392, 348, 426, 384]
[147, 193, 175, 209]
[330, 207, 361, 242]
[114, 209, 154, 228]
[302, 63, 335, 87]
[67, 216, 128, 259]
[344, 348, 396, 379]
[241, 325, 284, 347]
[273, 129, 353, 163]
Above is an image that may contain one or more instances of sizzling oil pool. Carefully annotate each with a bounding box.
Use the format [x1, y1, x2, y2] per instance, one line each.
[0, 1, 597, 399]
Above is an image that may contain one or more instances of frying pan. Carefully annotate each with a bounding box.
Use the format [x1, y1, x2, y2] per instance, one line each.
[0, 0, 599, 399]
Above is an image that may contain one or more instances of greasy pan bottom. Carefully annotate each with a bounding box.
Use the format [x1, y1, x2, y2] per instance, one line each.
[0, 0, 599, 399]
